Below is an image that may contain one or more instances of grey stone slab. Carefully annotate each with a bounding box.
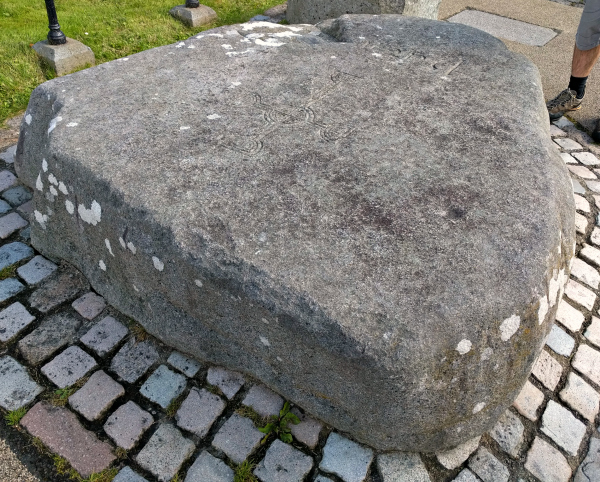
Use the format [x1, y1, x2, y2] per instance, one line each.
[110, 340, 159, 383]
[169, 4, 217, 27]
[19, 226, 30, 241]
[17, 255, 58, 285]
[17, 199, 34, 216]
[185, 451, 234, 482]
[0, 302, 35, 342]
[69, 370, 124, 421]
[0, 199, 11, 214]
[468, 447, 509, 482]
[0, 356, 43, 410]
[0, 278, 25, 303]
[18, 312, 81, 365]
[575, 437, 600, 482]
[525, 437, 572, 482]
[206, 367, 245, 399]
[32, 38, 95, 76]
[168, 351, 202, 377]
[16, 15, 575, 452]
[242, 384, 284, 417]
[211, 414, 263, 464]
[289, 408, 322, 448]
[2, 186, 32, 207]
[452, 470, 479, 482]
[135, 424, 195, 482]
[28, 266, 89, 313]
[80, 316, 128, 356]
[254, 439, 313, 482]
[448, 10, 556, 46]
[41, 345, 97, 388]
[377, 453, 431, 482]
[489, 410, 524, 458]
[546, 324, 575, 357]
[72, 292, 106, 320]
[0, 147, 16, 164]
[573, 179, 587, 195]
[104, 400, 153, 450]
[0, 170, 17, 191]
[541, 400, 586, 456]
[140, 364, 187, 409]
[113, 466, 149, 482]
[320, 432, 373, 482]
[0, 212, 28, 239]
[560, 372, 600, 422]
[176, 387, 225, 438]
[573, 344, 600, 386]
[315, 476, 334, 482]
[436, 437, 481, 470]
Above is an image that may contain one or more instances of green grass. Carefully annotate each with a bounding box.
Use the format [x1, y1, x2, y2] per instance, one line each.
[4, 406, 27, 426]
[233, 460, 258, 482]
[0, 0, 283, 126]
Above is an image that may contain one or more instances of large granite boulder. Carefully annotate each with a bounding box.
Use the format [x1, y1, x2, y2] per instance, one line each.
[287, 0, 442, 24]
[16, 15, 574, 452]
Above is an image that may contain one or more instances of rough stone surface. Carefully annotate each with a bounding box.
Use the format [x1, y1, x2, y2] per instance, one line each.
[286, 0, 441, 23]
[0, 242, 32, 271]
[559, 372, 600, 422]
[555, 300, 585, 331]
[104, 400, 153, 450]
[555, 137, 583, 151]
[568, 164, 597, 179]
[489, 410, 524, 457]
[206, 367, 245, 399]
[0, 170, 17, 191]
[0, 302, 35, 342]
[243, 384, 284, 417]
[28, 266, 89, 313]
[525, 437, 572, 482]
[572, 343, 600, 386]
[531, 350, 562, 390]
[184, 451, 234, 482]
[320, 432, 373, 482]
[0, 278, 24, 302]
[289, 408, 322, 448]
[541, 400, 586, 456]
[581, 243, 600, 267]
[211, 414, 263, 464]
[0, 356, 43, 410]
[41, 345, 97, 388]
[17, 255, 57, 285]
[15, 15, 575, 451]
[68, 370, 124, 421]
[546, 324, 575, 357]
[167, 351, 202, 377]
[565, 279, 596, 310]
[452, 470, 479, 482]
[32, 38, 95, 76]
[140, 364, 187, 409]
[21, 402, 115, 477]
[377, 452, 431, 482]
[254, 439, 314, 482]
[2, 186, 32, 207]
[573, 258, 600, 289]
[0, 146, 16, 164]
[80, 315, 128, 356]
[574, 151, 600, 165]
[0, 213, 27, 239]
[574, 437, 600, 482]
[436, 437, 481, 470]
[585, 316, 600, 348]
[113, 467, 149, 482]
[169, 5, 217, 27]
[574, 195, 590, 213]
[175, 387, 225, 438]
[135, 424, 195, 482]
[18, 312, 81, 365]
[468, 447, 509, 482]
[110, 340, 159, 383]
[0, 199, 11, 214]
[72, 292, 106, 319]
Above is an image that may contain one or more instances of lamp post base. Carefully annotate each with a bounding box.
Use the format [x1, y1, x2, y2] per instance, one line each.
[169, 4, 217, 27]
[33, 38, 95, 76]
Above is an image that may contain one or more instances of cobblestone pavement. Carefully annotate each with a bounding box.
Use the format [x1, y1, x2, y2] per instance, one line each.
[1, 117, 600, 482]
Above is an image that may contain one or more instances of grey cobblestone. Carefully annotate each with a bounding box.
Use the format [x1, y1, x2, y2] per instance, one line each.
[175, 387, 225, 438]
[0, 146, 16, 164]
[574, 151, 600, 165]
[559, 372, 600, 422]
[531, 349, 563, 390]
[113, 466, 149, 482]
[0, 170, 17, 192]
[0, 212, 27, 239]
[468, 447, 509, 482]
[555, 300, 585, 331]
[572, 343, 600, 386]
[436, 436, 481, 469]
[580, 243, 600, 267]
[2, 186, 32, 207]
[571, 257, 600, 289]
[574, 194, 591, 213]
[320, 432, 373, 482]
[0, 242, 33, 271]
[68, 370, 124, 421]
[211, 413, 263, 464]
[167, 351, 201, 377]
[546, 324, 576, 357]
[289, 408, 322, 448]
[140, 364, 187, 409]
[71, 292, 106, 320]
[184, 451, 233, 482]
[16, 255, 57, 285]
[0, 278, 24, 303]
[254, 439, 313, 482]
[569, 164, 597, 179]
[0, 302, 35, 342]
[104, 400, 153, 450]
[41, 345, 97, 388]
[565, 279, 596, 310]
[0, 199, 11, 215]
[525, 437, 572, 482]
[28, 266, 89, 313]
[16, 199, 33, 216]
[576, 213, 588, 234]
[206, 366, 245, 399]
[541, 400, 586, 456]
[452, 470, 479, 482]
[574, 437, 600, 482]
[80, 315, 128, 356]
[242, 384, 284, 417]
[584, 316, 600, 348]
[376, 452, 430, 482]
[489, 409, 524, 457]
[110, 339, 159, 383]
[554, 137, 583, 151]
[0, 356, 43, 410]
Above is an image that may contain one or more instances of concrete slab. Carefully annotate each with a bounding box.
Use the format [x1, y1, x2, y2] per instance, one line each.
[32, 38, 95, 77]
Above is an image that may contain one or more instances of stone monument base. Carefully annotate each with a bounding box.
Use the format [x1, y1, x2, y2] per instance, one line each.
[32, 38, 95, 77]
[169, 4, 217, 27]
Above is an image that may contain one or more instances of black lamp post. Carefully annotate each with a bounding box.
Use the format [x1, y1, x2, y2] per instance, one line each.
[44, 0, 67, 45]
[185, 0, 200, 8]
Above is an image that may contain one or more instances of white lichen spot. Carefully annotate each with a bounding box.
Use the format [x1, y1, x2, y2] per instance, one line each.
[258, 232, 267, 242]
[207, 114, 221, 120]
[276, 356, 283, 362]
[25, 114, 32, 125]
[383, 332, 392, 340]
[65, 199, 74, 214]
[58, 182, 68, 195]
[538, 295, 549, 325]
[473, 402, 486, 414]
[255, 38, 285, 47]
[259, 336, 271, 347]
[66, 122, 78, 127]
[133, 285, 140, 292]
[152, 256, 164, 271]
[331, 56, 337, 59]
[127, 242, 136, 254]
[180, 126, 190, 130]
[36, 174, 43, 192]
[49, 185, 58, 196]
[196, 35, 205, 39]
[271, 31, 301, 38]
[187, 45, 195, 49]
[34, 210, 48, 229]
[456, 339, 472, 355]
[500, 315, 520, 341]
[176, 42, 185, 48]
[262, 318, 269, 325]
[99, 260, 106, 271]
[231, 82, 241, 87]
[48, 174, 58, 185]
[45, 192, 55, 203]
[226, 49, 254, 57]
[240, 38, 252, 43]
[47, 116, 62, 135]
[105, 239, 114, 256]
[206, 33, 224, 38]
[548, 269, 560, 307]
[372, 53, 382, 57]
[119, 237, 126, 249]
[221, 44, 234, 49]
[194, 279, 203, 287]
[78, 200, 102, 225]
[480, 347, 493, 361]
[42, 159, 48, 172]
[241, 21, 303, 32]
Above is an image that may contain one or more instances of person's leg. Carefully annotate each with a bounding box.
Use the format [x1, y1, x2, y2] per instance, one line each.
[572, 44, 600, 78]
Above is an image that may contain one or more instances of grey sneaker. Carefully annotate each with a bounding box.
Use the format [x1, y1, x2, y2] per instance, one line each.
[547, 88, 583, 120]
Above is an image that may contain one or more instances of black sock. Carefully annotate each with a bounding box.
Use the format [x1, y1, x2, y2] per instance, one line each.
[569, 75, 588, 99]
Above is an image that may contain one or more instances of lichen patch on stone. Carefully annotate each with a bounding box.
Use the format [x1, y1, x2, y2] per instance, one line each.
[500, 315, 520, 341]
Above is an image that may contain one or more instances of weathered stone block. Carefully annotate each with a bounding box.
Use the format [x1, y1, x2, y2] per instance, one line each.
[16, 15, 575, 451]
[32, 38, 95, 77]
[169, 4, 217, 28]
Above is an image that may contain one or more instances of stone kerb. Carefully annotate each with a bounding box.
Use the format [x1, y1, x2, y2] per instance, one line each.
[286, 0, 442, 24]
[16, 15, 575, 452]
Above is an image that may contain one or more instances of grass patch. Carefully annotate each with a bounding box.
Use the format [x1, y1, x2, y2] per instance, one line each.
[4, 406, 27, 426]
[0, 264, 17, 280]
[233, 460, 258, 482]
[47, 386, 77, 406]
[52, 454, 71, 475]
[235, 405, 265, 426]
[114, 447, 127, 460]
[0, 0, 284, 126]
[129, 322, 149, 342]
[166, 393, 186, 418]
